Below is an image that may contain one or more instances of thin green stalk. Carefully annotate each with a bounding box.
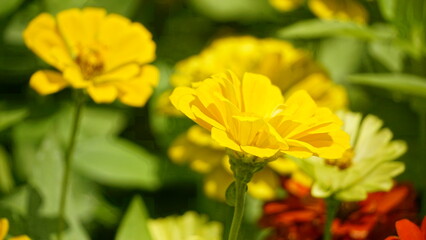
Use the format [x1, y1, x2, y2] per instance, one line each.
[57, 91, 85, 240]
[323, 198, 339, 240]
[228, 178, 247, 240]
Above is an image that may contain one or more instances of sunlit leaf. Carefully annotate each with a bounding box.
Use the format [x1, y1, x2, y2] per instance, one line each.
[0, 107, 27, 132]
[116, 196, 152, 240]
[276, 19, 375, 39]
[349, 74, 426, 98]
[73, 138, 161, 190]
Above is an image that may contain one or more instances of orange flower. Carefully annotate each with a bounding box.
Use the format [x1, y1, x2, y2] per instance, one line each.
[385, 217, 426, 240]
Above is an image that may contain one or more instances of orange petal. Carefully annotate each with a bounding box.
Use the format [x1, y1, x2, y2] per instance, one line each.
[395, 219, 423, 240]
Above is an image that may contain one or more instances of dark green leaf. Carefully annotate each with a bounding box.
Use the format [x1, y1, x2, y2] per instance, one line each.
[0, 146, 14, 193]
[0, 107, 28, 132]
[0, 0, 24, 17]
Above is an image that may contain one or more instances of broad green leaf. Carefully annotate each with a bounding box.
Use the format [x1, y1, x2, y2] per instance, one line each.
[116, 196, 152, 240]
[318, 37, 364, 83]
[73, 138, 161, 190]
[0, 146, 14, 193]
[3, 2, 40, 45]
[276, 19, 375, 40]
[0, 107, 28, 132]
[368, 40, 405, 72]
[189, 0, 277, 22]
[0, 0, 24, 17]
[378, 0, 397, 21]
[349, 74, 426, 98]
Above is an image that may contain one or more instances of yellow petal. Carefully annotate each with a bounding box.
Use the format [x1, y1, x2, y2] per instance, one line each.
[211, 127, 241, 152]
[0, 218, 9, 240]
[99, 14, 156, 70]
[23, 13, 72, 70]
[87, 83, 118, 104]
[29, 70, 68, 95]
[269, 0, 304, 12]
[308, 0, 368, 24]
[63, 66, 90, 88]
[116, 65, 159, 107]
[10, 236, 31, 240]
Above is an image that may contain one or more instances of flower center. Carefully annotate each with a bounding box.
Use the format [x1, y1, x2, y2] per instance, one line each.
[75, 45, 105, 80]
[325, 148, 354, 170]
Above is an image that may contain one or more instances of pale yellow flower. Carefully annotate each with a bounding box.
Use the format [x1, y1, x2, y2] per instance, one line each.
[308, 0, 368, 24]
[170, 70, 350, 160]
[24, 8, 158, 107]
[148, 211, 223, 240]
[294, 111, 406, 201]
[0, 219, 30, 240]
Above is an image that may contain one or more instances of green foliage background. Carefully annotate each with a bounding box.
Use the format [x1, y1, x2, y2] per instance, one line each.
[0, 0, 425, 239]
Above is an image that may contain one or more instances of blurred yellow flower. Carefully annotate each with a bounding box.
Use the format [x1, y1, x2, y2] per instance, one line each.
[294, 111, 406, 201]
[148, 211, 223, 240]
[268, 0, 368, 24]
[170, 71, 349, 160]
[0, 219, 30, 240]
[269, 0, 304, 11]
[308, 0, 368, 24]
[24, 8, 159, 107]
[171, 36, 346, 111]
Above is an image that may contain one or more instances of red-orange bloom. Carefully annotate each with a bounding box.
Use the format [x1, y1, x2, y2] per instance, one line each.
[259, 180, 418, 240]
[385, 217, 426, 240]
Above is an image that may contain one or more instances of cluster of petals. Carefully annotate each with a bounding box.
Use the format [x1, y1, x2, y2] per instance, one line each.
[170, 70, 350, 160]
[259, 179, 418, 240]
[24, 8, 158, 107]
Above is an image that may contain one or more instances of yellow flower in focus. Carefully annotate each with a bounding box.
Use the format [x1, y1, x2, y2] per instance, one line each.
[24, 8, 159, 107]
[294, 111, 406, 201]
[148, 211, 223, 240]
[170, 70, 350, 160]
[269, 0, 304, 11]
[308, 0, 368, 24]
[0, 219, 30, 240]
[171, 36, 346, 111]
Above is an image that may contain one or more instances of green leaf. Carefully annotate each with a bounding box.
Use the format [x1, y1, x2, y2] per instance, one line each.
[318, 37, 364, 83]
[42, 0, 139, 16]
[0, 146, 15, 193]
[276, 19, 375, 40]
[225, 181, 236, 206]
[349, 74, 426, 98]
[0, 107, 28, 132]
[3, 2, 40, 45]
[0, 0, 24, 17]
[189, 0, 277, 22]
[116, 196, 152, 240]
[368, 40, 405, 72]
[73, 138, 161, 190]
[378, 0, 397, 21]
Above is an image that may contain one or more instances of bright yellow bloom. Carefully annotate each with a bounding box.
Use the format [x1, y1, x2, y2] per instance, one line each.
[0, 219, 30, 240]
[170, 71, 350, 160]
[148, 211, 223, 240]
[24, 8, 158, 107]
[171, 36, 346, 111]
[269, 0, 304, 11]
[294, 111, 406, 201]
[308, 0, 368, 24]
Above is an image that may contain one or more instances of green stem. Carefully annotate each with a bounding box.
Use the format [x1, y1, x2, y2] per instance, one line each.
[323, 198, 339, 240]
[228, 178, 247, 240]
[57, 91, 85, 240]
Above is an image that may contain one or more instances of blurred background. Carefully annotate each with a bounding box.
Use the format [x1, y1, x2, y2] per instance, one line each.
[0, 0, 425, 239]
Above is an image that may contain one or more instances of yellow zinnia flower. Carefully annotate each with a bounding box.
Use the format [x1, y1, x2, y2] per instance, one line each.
[308, 0, 368, 24]
[23, 8, 159, 107]
[269, 0, 304, 11]
[148, 211, 223, 240]
[294, 111, 406, 201]
[170, 70, 350, 160]
[0, 219, 30, 240]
